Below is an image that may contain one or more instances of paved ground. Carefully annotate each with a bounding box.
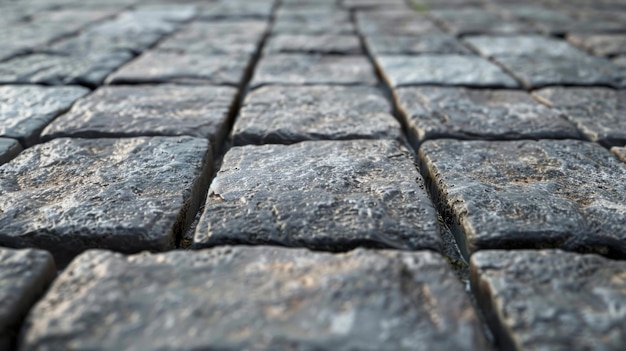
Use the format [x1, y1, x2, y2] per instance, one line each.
[1, 0, 625, 350]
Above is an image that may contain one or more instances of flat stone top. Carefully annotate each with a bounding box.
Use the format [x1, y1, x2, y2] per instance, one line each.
[419, 139, 626, 258]
[233, 85, 402, 145]
[0, 85, 89, 146]
[42, 85, 238, 144]
[430, 8, 531, 35]
[567, 33, 626, 56]
[273, 12, 355, 34]
[356, 10, 443, 35]
[198, 1, 274, 19]
[264, 34, 363, 54]
[464, 35, 586, 57]
[365, 34, 472, 55]
[0, 137, 211, 265]
[471, 250, 626, 351]
[21, 247, 489, 351]
[613, 146, 626, 162]
[194, 140, 440, 252]
[0, 138, 22, 166]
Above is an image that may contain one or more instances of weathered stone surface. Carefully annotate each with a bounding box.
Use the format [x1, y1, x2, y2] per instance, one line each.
[356, 10, 442, 35]
[396, 87, 581, 146]
[430, 9, 532, 35]
[198, 1, 274, 19]
[567, 33, 626, 57]
[612, 146, 626, 162]
[42, 85, 238, 150]
[0, 85, 89, 147]
[614, 56, 626, 68]
[419, 139, 626, 259]
[0, 137, 212, 265]
[343, 0, 408, 8]
[0, 52, 134, 87]
[0, 248, 56, 350]
[471, 250, 626, 351]
[273, 13, 354, 34]
[365, 34, 471, 55]
[464, 35, 586, 58]
[107, 52, 251, 86]
[0, 138, 21, 166]
[265, 34, 362, 54]
[251, 54, 377, 87]
[155, 20, 267, 55]
[195, 140, 440, 251]
[533, 87, 626, 147]
[233, 85, 402, 145]
[376, 55, 519, 88]
[20, 247, 489, 351]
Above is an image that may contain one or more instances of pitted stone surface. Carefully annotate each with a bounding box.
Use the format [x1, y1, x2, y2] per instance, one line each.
[0, 139, 21, 166]
[42, 85, 238, 149]
[471, 250, 626, 351]
[534, 87, 626, 147]
[273, 13, 354, 34]
[0, 52, 134, 87]
[251, 54, 377, 87]
[567, 34, 626, 57]
[233, 85, 401, 145]
[0, 248, 56, 350]
[194, 140, 440, 251]
[107, 52, 251, 86]
[265, 34, 362, 54]
[376, 55, 519, 88]
[155, 20, 267, 55]
[20, 247, 489, 351]
[419, 139, 626, 258]
[396, 87, 581, 145]
[356, 11, 442, 35]
[464, 35, 586, 58]
[0, 85, 89, 147]
[0, 137, 212, 265]
[430, 9, 531, 35]
[365, 34, 471, 55]
[612, 146, 626, 162]
[198, 1, 274, 19]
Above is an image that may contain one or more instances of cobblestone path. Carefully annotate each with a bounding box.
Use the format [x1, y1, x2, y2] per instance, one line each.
[1, 0, 625, 350]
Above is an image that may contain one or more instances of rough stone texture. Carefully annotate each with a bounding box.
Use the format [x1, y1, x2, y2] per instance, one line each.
[343, 0, 408, 9]
[264, 34, 362, 54]
[365, 34, 472, 55]
[0, 52, 134, 87]
[251, 54, 378, 87]
[42, 85, 238, 150]
[0, 85, 89, 147]
[273, 13, 354, 34]
[356, 10, 442, 35]
[198, 1, 274, 19]
[0, 138, 22, 166]
[194, 140, 440, 251]
[567, 33, 626, 57]
[419, 139, 626, 259]
[396, 87, 581, 146]
[464, 35, 587, 58]
[106, 52, 251, 86]
[533, 87, 626, 147]
[471, 250, 626, 351]
[430, 9, 532, 35]
[155, 20, 267, 55]
[613, 56, 626, 68]
[0, 137, 212, 266]
[233, 85, 402, 145]
[376, 55, 519, 88]
[0, 248, 56, 350]
[612, 146, 626, 162]
[20, 247, 489, 351]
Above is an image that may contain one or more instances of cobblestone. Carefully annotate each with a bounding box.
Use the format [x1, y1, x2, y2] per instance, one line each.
[430, 9, 531, 35]
[364, 34, 471, 55]
[273, 12, 354, 34]
[356, 10, 442, 35]
[264, 34, 362, 54]
[567, 33, 626, 57]
[0, 138, 21, 166]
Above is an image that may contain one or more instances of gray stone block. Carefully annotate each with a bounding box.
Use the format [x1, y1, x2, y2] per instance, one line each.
[273, 12, 354, 34]
[198, 1, 274, 19]
[42, 85, 238, 151]
[567, 33, 626, 57]
[419, 139, 626, 259]
[430, 9, 532, 35]
[195, 140, 440, 251]
[356, 10, 442, 35]
[20, 247, 489, 350]
[396, 86, 581, 146]
[0, 85, 89, 147]
[0, 137, 212, 266]
[233, 85, 402, 145]
[464, 35, 586, 58]
[376, 55, 519, 88]
[365, 34, 471, 55]
[0, 138, 21, 165]
[107, 52, 251, 86]
[265, 34, 362, 54]
[0, 248, 56, 350]
[533, 87, 626, 147]
[251, 54, 378, 87]
[471, 250, 626, 351]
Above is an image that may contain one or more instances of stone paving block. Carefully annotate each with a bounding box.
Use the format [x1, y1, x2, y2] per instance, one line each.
[194, 140, 440, 251]
[0, 138, 22, 166]
[356, 10, 442, 35]
[251, 54, 377, 87]
[233, 85, 401, 145]
[376, 55, 519, 88]
[471, 250, 626, 351]
[533, 87, 626, 147]
[0, 52, 134, 87]
[107, 52, 251, 86]
[430, 9, 532, 35]
[0, 137, 212, 266]
[419, 139, 626, 259]
[396, 87, 581, 146]
[155, 20, 267, 55]
[614, 56, 626, 68]
[20, 247, 489, 351]
[0, 248, 56, 350]
[264, 34, 362, 54]
[365, 34, 471, 55]
[0, 85, 89, 147]
[273, 12, 354, 34]
[567, 33, 626, 57]
[343, 0, 408, 9]
[198, 1, 274, 19]
[612, 146, 626, 162]
[42, 85, 238, 150]
[464, 35, 586, 58]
